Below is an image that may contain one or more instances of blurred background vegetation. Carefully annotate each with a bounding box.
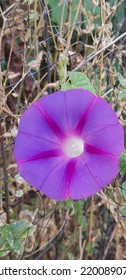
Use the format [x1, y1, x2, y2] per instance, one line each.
[0, 0, 126, 259]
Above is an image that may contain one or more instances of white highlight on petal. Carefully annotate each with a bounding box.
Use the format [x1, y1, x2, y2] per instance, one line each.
[63, 136, 84, 158]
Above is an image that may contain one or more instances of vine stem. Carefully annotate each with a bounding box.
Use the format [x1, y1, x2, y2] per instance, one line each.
[41, 0, 52, 94]
[87, 195, 94, 256]
[0, 118, 10, 223]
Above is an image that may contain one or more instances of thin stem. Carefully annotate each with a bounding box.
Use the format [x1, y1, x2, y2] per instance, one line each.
[0, 118, 10, 223]
[81, 0, 85, 56]
[41, 0, 52, 94]
[87, 195, 94, 256]
[65, 0, 82, 54]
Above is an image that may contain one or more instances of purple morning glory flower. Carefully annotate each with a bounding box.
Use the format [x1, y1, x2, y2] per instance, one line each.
[14, 89, 124, 200]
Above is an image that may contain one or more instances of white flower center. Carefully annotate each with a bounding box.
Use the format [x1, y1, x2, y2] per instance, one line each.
[63, 136, 84, 158]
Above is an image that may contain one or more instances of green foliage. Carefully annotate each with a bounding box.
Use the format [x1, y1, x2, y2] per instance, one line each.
[118, 91, 126, 101]
[74, 200, 84, 216]
[118, 75, 126, 101]
[65, 199, 87, 229]
[0, 220, 36, 257]
[85, 241, 98, 255]
[58, 53, 69, 84]
[121, 182, 126, 200]
[74, 200, 87, 229]
[112, 1, 124, 30]
[48, 0, 101, 27]
[121, 207, 126, 217]
[65, 198, 74, 209]
[119, 74, 126, 88]
[120, 152, 126, 175]
[62, 72, 95, 93]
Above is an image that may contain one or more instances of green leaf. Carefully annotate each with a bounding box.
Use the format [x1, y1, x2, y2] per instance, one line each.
[120, 152, 126, 175]
[78, 215, 87, 229]
[121, 207, 126, 217]
[121, 182, 126, 200]
[0, 225, 14, 256]
[113, 2, 124, 30]
[10, 220, 27, 234]
[0, 248, 10, 257]
[62, 83, 74, 90]
[74, 200, 84, 216]
[118, 74, 126, 88]
[10, 220, 36, 238]
[118, 91, 126, 101]
[65, 199, 74, 208]
[13, 238, 23, 254]
[0, 220, 36, 257]
[0, 234, 5, 247]
[48, 0, 101, 27]
[48, 0, 67, 26]
[0, 225, 13, 247]
[62, 72, 95, 93]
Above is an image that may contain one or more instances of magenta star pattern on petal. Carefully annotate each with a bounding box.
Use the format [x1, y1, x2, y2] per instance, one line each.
[14, 89, 124, 200]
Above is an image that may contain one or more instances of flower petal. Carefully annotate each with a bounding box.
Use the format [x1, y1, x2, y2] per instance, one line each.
[68, 156, 100, 200]
[37, 91, 69, 136]
[84, 124, 124, 156]
[14, 131, 63, 164]
[85, 152, 119, 187]
[34, 101, 65, 139]
[39, 159, 70, 200]
[80, 96, 121, 136]
[18, 157, 69, 200]
[64, 89, 96, 133]
[37, 89, 96, 136]
[17, 102, 62, 144]
[68, 150, 119, 199]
